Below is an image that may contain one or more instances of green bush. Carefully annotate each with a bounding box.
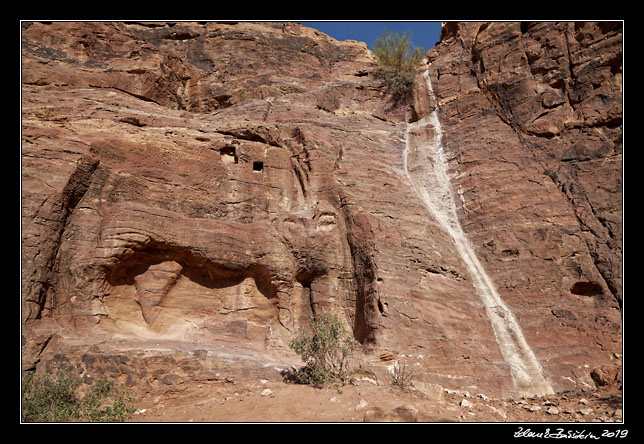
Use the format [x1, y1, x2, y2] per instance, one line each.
[373, 30, 426, 98]
[289, 313, 356, 385]
[21, 371, 136, 422]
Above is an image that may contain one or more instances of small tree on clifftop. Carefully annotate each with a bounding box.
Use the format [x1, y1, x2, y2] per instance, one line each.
[373, 30, 425, 99]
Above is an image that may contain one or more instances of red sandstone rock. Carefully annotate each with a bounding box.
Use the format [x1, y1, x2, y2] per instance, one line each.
[424, 22, 622, 394]
[590, 363, 622, 387]
[21, 21, 621, 403]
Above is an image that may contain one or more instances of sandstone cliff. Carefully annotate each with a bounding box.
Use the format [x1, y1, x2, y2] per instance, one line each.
[21, 21, 621, 402]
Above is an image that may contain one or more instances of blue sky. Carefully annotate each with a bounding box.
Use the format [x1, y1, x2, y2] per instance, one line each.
[299, 21, 443, 51]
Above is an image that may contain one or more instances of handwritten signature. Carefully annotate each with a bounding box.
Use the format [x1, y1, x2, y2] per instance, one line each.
[514, 427, 629, 439]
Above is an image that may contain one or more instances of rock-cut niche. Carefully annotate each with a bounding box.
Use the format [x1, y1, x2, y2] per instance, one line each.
[101, 247, 284, 344]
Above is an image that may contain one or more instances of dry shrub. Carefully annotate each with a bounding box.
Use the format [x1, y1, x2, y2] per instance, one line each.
[373, 30, 425, 99]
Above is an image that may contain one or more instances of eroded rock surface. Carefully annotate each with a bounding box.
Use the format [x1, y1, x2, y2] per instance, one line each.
[423, 22, 622, 395]
[22, 21, 621, 406]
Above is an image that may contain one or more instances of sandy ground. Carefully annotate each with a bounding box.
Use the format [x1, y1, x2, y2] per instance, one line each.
[127, 376, 623, 424]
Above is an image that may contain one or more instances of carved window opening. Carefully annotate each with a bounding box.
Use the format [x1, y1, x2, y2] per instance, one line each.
[220, 146, 238, 164]
[252, 161, 264, 172]
[570, 281, 603, 296]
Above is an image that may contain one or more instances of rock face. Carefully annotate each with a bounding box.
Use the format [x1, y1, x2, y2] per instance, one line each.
[422, 22, 622, 395]
[21, 21, 622, 401]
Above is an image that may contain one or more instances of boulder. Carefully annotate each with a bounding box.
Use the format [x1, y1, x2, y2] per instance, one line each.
[364, 405, 418, 422]
[590, 363, 622, 387]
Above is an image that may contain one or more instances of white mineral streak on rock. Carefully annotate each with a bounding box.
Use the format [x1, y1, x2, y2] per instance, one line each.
[403, 69, 553, 397]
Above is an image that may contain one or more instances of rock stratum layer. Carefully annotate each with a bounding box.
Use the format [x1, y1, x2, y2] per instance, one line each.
[21, 21, 622, 402]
